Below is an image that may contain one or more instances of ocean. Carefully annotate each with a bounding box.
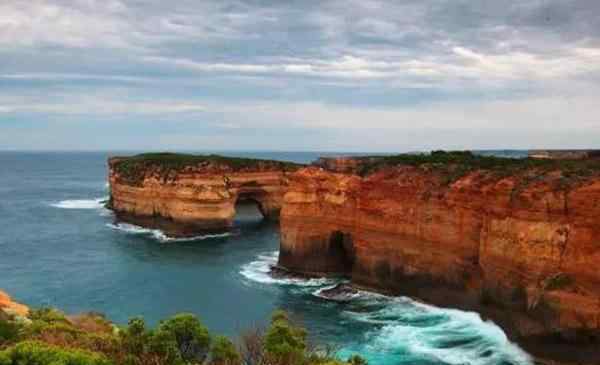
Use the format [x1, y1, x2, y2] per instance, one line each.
[0, 151, 531, 365]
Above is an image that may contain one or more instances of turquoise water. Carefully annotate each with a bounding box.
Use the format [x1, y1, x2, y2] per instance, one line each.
[0, 151, 531, 365]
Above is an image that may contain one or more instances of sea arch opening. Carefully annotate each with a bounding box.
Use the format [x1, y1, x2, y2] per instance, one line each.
[327, 230, 355, 276]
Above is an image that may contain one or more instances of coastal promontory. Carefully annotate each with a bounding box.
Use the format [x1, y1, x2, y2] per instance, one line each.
[280, 152, 600, 349]
[107, 151, 600, 361]
[108, 153, 302, 236]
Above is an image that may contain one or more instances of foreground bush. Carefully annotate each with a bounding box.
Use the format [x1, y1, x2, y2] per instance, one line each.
[157, 313, 211, 363]
[210, 336, 241, 365]
[0, 306, 365, 365]
[0, 340, 112, 365]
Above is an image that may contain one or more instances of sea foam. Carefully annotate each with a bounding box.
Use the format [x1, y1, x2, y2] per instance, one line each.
[106, 222, 232, 243]
[240, 251, 338, 287]
[241, 251, 532, 365]
[50, 197, 108, 209]
[338, 293, 532, 365]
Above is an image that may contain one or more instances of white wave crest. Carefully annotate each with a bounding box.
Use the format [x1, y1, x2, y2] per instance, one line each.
[242, 252, 532, 365]
[341, 295, 532, 365]
[50, 197, 108, 209]
[312, 283, 359, 302]
[106, 222, 232, 243]
[240, 251, 338, 287]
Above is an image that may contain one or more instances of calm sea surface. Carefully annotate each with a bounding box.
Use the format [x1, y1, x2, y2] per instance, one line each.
[0, 151, 530, 365]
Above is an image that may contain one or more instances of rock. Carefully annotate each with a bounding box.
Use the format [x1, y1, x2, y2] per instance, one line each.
[314, 283, 359, 302]
[279, 160, 600, 344]
[108, 154, 302, 237]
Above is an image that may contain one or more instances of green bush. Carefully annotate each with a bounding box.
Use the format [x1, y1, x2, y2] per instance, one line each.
[210, 335, 241, 365]
[120, 317, 149, 357]
[157, 313, 211, 363]
[0, 319, 21, 345]
[28, 308, 69, 325]
[147, 328, 183, 365]
[0, 340, 112, 365]
[264, 310, 308, 365]
[3, 305, 356, 365]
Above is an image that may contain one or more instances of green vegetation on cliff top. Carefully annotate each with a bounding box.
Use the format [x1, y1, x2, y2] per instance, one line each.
[1, 305, 363, 365]
[356, 150, 600, 180]
[110, 153, 303, 186]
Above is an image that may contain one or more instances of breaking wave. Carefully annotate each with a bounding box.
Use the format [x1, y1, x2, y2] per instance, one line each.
[239, 251, 338, 287]
[50, 197, 108, 209]
[106, 222, 233, 243]
[241, 251, 532, 365]
[338, 294, 532, 365]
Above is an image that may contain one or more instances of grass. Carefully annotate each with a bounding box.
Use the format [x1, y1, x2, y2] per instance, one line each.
[110, 152, 303, 186]
[355, 151, 600, 184]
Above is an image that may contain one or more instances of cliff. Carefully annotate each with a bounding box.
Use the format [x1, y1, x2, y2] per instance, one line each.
[108, 153, 302, 236]
[279, 152, 600, 348]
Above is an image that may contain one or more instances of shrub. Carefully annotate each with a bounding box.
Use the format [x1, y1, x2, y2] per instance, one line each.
[264, 310, 307, 365]
[157, 313, 211, 363]
[120, 317, 184, 365]
[238, 325, 265, 365]
[147, 328, 183, 365]
[120, 317, 149, 358]
[0, 340, 112, 365]
[0, 319, 21, 345]
[211, 335, 241, 365]
[28, 308, 69, 325]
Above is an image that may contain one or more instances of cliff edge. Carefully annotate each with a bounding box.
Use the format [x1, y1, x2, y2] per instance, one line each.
[280, 152, 600, 351]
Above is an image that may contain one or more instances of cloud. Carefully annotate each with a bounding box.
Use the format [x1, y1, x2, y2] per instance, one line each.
[0, 0, 134, 49]
[1, 0, 600, 150]
[142, 46, 600, 86]
[0, 98, 207, 115]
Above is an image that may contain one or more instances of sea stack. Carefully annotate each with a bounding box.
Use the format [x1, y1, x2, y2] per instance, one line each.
[108, 153, 302, 237]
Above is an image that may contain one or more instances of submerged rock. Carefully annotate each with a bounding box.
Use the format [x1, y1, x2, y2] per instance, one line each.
[314, 283, 359, 302]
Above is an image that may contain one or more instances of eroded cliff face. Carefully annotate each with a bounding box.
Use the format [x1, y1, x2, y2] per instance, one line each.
[108, 154, 300, 236]
[280, 162, 600, 343]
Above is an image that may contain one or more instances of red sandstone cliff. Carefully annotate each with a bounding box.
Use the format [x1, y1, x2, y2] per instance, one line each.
[108, 153, 301, 236]
[280, 156, 600, 344]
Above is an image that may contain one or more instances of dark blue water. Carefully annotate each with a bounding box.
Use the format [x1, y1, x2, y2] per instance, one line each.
[0, 151, 531, 365]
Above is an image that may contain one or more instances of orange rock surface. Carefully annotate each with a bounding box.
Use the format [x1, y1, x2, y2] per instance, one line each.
[280, 164, 600, 342]
[0, 290, 29, 317]
[109, 156, 298, 236]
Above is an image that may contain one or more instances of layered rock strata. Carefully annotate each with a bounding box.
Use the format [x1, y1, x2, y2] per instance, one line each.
[279, 154, 600, 346]
[108, 153, 301, 236]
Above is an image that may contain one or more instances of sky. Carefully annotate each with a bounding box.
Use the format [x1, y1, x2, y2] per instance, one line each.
[1, 0, 600, 152]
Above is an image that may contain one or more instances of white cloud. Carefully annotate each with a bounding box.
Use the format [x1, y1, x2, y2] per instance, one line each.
[0, 73, 152, 83]
[0, 98, 207, 115]
[0, 0, 134, 49]
[142, 47, 600, 86]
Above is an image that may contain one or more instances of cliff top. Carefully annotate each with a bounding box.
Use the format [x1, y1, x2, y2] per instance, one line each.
[109, 152, 303, 185]
[316, 151, 600, 183]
